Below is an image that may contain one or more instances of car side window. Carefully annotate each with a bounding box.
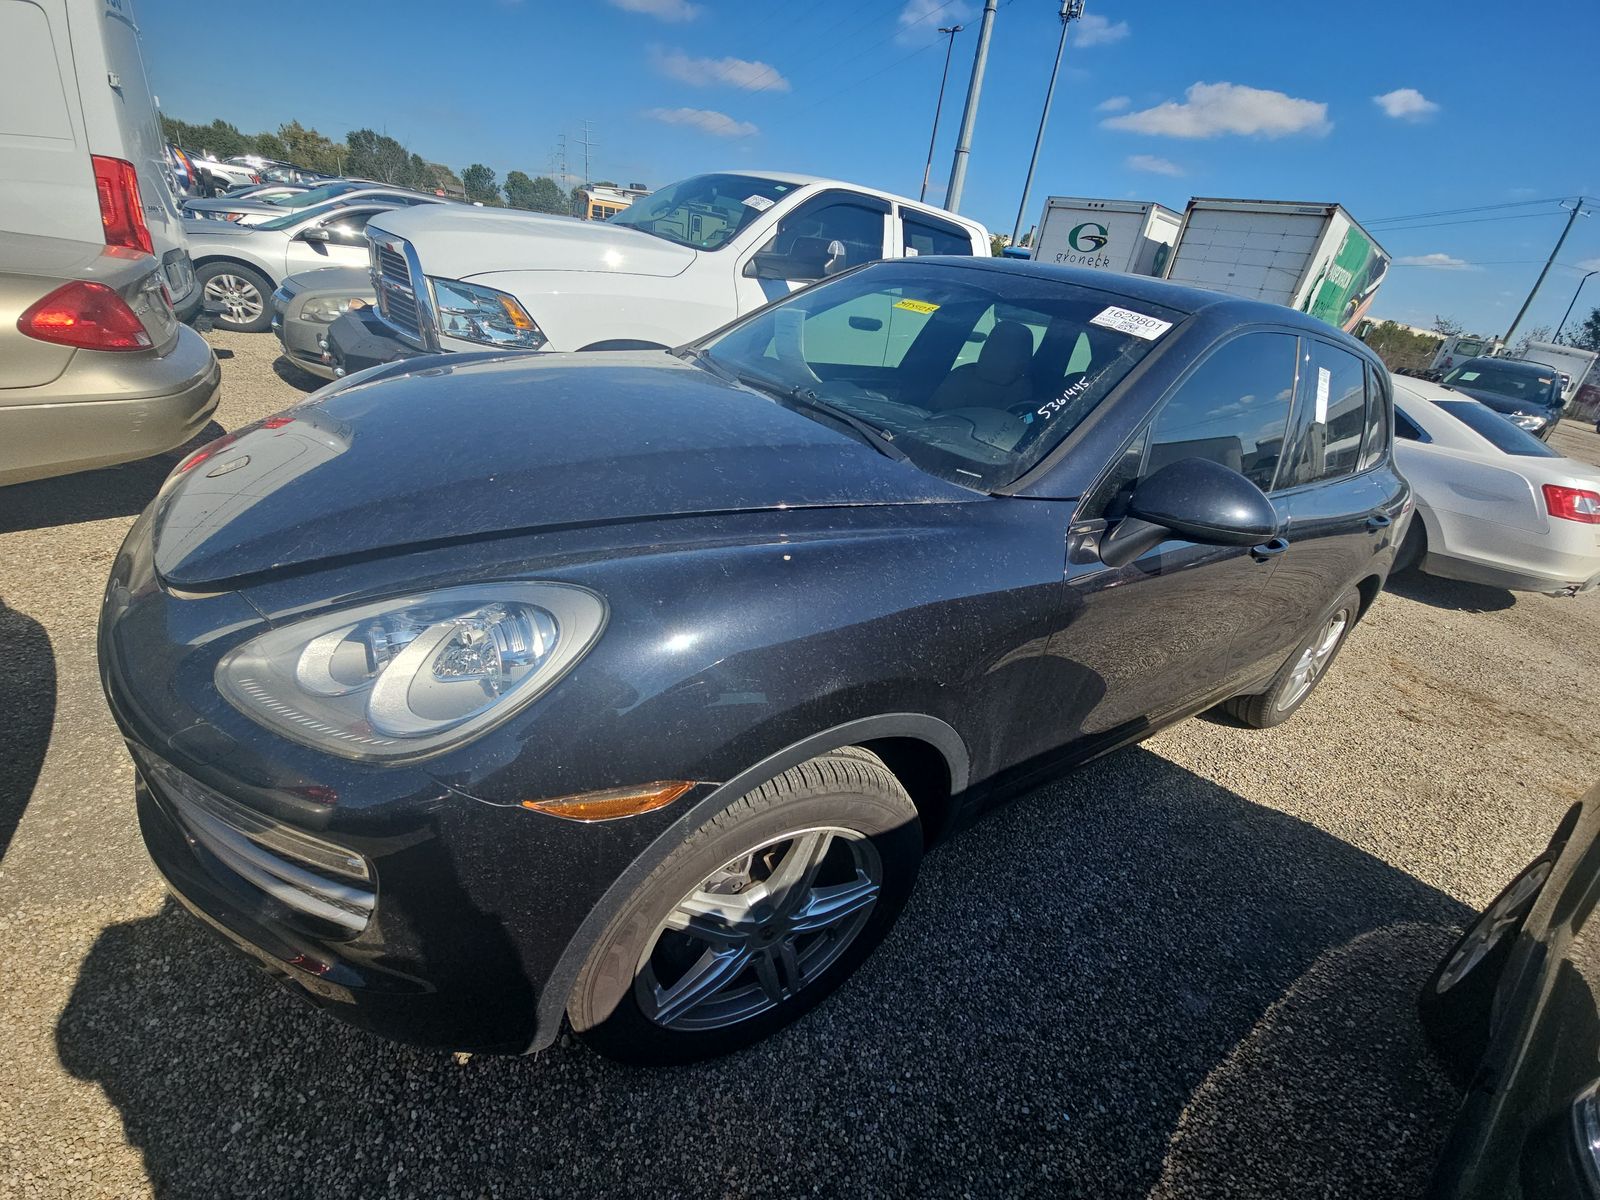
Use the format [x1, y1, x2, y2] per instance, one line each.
[902, 214, 973, 257]
[1394, 409, 1427, 441]
[1282, 341, 1369, 485]
[1143, 332, 1298, 493]
[752, 197, 887, 281]
[1357, 366, 1390, 470]
[316, 210, 379, 246]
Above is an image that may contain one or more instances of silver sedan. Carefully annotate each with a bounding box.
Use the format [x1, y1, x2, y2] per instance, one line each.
[1392, 376, 1600, 595]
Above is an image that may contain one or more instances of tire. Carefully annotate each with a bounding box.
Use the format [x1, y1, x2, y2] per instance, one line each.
[1223, 587, 1361, 729]
[1393, 518, 1426, 575]
[569, 747, 922, 1065]
[1419, 855, 1554, 1081]
[197, 261, 275, 333]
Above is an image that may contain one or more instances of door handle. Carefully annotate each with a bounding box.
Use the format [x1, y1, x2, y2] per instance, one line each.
[1366, 512, 1393, 531]
[1250, 537, 1290, 562]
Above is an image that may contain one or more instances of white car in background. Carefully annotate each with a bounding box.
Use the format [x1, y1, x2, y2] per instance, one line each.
[1391, 376, 1600, 595]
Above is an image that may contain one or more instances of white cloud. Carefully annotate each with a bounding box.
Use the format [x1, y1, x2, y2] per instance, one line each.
[643, 106, 758, 138]
[652, 48, 788, 91]
[1096, 95, 1131, 112]
[895, 0, 975, 46]
[1576, 258, 1600, 271]
[1395, 253, 1473, 270]
[1103, 81, 1330, 139]
[1074, 12, 1129, 46]
[1373, 87, 1440, 121]
[607, 0, 700, 21]
[1127, 153, 1183, 176]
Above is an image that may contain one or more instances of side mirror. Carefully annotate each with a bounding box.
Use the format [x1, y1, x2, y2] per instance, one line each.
[1099, 458, 1280, 568]
[822, 239, 848, 276]
[298, 227, 332, 244]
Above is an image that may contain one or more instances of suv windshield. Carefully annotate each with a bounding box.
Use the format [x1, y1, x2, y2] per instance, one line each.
[608, 174, 796, 251]
[1442, 360, 1560, 409]
[696, 260, 1181, 490]
[269, 181, 366, 210]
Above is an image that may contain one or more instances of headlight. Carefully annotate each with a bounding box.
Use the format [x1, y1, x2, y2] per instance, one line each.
[299, 295, 370, 324]
[429, 278, 547, 350]
[216, 583, 605, 761]
[1511, 412, 1544, 429]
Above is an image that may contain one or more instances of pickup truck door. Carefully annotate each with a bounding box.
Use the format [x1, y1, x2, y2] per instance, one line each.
[734, 191, 890, 313]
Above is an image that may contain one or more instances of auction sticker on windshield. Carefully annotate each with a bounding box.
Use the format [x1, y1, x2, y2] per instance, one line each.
[893, 298, 940, 315]
[1089, 306, 1172, 340]
[743, 195, 775, 211]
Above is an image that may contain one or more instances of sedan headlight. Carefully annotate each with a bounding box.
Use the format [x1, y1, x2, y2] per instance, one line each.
[299, 295, 370, 324]
[216, 584, 605, 761]
[1511, 412, 1544, 430]
[429, 278, 547, 350]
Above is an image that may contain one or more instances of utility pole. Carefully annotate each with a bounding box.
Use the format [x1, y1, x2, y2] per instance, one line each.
[576, 121, 597, 188]
[1505, 198, 1590, 344]
[944, 0, 997, 213]
[1011, 1, 1083, 245]
[1556, 268, 1598, 340]
[919, 25, 963, 203]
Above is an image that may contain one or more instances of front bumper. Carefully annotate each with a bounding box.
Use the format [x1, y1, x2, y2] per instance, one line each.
[325, 307, 426, 376]
[272, 302, 339, 380]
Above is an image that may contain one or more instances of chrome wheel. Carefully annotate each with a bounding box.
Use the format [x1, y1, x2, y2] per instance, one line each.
[635, 827, 882, 1032]
[1434, 862, 1552, 993]
[1276, 610, 1350, 712]
[203, 273, 265, 323]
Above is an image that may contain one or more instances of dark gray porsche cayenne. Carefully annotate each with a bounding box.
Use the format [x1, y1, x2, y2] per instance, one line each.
[99, 258, 1410, 1063]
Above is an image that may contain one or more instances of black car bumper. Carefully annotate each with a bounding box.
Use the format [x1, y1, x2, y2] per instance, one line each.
[325, 308, 426, 376]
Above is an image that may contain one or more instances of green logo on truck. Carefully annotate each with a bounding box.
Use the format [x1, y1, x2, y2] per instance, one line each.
[1068, 222, 1108, 253]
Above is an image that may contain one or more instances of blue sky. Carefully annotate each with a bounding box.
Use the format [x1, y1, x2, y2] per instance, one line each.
[138, 0, 1600, 337]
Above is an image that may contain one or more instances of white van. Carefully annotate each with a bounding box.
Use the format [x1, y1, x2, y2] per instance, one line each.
[0, 0, 199, 317]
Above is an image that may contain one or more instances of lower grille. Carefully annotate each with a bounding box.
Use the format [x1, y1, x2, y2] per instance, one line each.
[144, 756, 374, 935]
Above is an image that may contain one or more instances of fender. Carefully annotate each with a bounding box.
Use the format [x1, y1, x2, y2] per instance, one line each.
[527, 712, 969, 1051]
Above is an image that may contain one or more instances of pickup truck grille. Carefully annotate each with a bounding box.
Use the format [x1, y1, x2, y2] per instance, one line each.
[370, 235, 424, 343]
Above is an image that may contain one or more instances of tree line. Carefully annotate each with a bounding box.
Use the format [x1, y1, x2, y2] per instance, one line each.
[159, 115, 581, 216]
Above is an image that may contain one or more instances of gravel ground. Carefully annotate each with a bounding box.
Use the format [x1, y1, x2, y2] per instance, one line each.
[2, 331, 1598, 1199]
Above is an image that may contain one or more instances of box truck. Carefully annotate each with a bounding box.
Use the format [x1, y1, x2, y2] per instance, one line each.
[1031, 197, 1182, 276]
[1429, 333, 1500, 376]
[1162, 198, 1390, 332]
[1518, 341, 1597, 403]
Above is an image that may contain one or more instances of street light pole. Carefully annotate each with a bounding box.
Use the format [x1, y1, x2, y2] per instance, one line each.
[1011, 0, 1083, 247]
[1505, 198, 1590, 344]
[1556, 268, 1599, 341]
[944, 0, 998, 213]
[919, 25, 964, 203]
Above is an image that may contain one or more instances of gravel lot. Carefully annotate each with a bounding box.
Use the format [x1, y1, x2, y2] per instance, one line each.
[2, 330, 1598, 1199]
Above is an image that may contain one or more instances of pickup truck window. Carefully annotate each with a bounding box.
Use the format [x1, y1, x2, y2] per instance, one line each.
[700, 260, 1180, 490]
[903, 214, 973, 258]
[607, 173, 796, 251]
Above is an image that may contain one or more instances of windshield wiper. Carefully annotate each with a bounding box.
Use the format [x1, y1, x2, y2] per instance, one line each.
[731, 370, 907, 462]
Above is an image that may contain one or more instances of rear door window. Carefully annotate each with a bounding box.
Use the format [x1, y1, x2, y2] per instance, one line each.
[1282, 340, 1369, 486]
[902, 213, 974, 257]
[1357, 365, 1390, 471]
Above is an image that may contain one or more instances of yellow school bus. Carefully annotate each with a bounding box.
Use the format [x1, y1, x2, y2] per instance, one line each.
[574, 184, 650, 221]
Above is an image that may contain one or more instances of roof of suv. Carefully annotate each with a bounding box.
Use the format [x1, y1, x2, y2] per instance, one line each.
[1452, 356, 1553, 376]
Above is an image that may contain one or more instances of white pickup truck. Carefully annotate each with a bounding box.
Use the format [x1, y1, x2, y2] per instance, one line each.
[328, 171, 988, 369]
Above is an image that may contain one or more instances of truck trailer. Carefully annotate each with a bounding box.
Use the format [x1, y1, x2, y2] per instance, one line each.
[1518, 341, 1598, 404]
[1162, 198, 1390, 333]
[1030, 197, 1182, 277]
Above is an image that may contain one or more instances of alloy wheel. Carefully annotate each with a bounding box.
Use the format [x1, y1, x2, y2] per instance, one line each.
[634, 826, 883, 1032]
[1276, 610, 1350, 711]
[1434, 861, 1552, 993]
[203, 273, 264, 323]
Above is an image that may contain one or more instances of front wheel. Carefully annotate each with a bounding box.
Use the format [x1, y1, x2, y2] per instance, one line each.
[569, 748, 922, 1065]
[1222, 588, 1361, 729]
[1419, 855, 1554, 1081]
[197, 261, 274, 333]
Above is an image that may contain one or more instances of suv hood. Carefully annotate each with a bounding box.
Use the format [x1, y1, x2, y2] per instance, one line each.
[150, 352, 974, 588]
[369, 206, 697, 281]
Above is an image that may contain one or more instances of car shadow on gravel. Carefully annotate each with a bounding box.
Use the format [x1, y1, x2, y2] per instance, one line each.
[271, 355, 325, 394]
[55, 747, 1469, 1200]
[0, 599, 53, 864]
[1384, 570, 1518, 613]
[0, 422, 226, 534]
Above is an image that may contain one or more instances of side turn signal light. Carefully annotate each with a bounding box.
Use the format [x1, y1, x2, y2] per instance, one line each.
[521, 781, 696, 822]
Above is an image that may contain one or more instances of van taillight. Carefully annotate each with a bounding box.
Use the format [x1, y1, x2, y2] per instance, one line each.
[17, 280, 153, 351]
[1543, 484, 1600, 523]
[91, 155, 154, 255]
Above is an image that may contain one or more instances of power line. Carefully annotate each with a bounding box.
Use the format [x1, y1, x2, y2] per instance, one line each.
[1366, 196, 1567, 224]
[1372, 210, 1569, 235]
